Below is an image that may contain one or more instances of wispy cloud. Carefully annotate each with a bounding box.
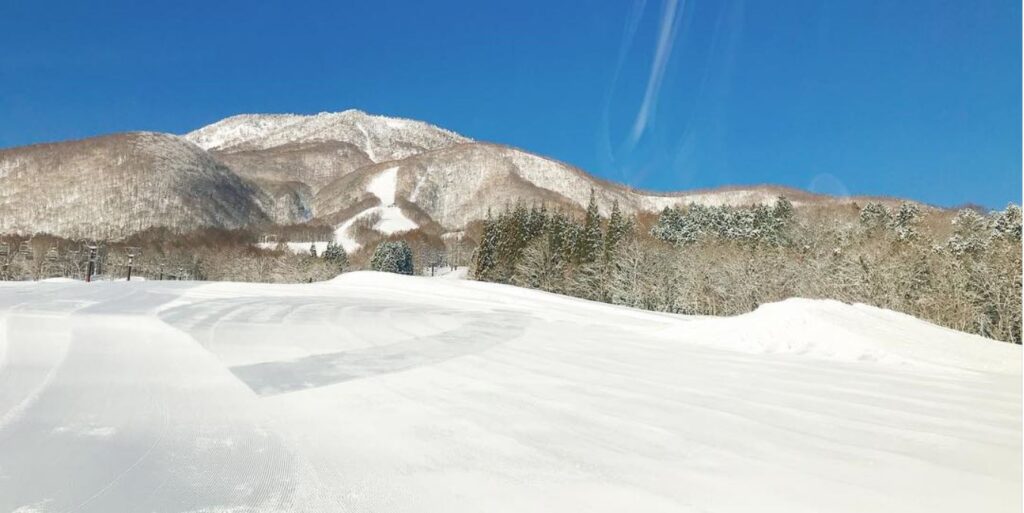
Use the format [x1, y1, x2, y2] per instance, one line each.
[598, 0, 648, 180]
[628, 0, 686, 146]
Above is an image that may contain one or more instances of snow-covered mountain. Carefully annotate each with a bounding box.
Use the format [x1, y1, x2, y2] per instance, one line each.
[185, 110, 471, 161]
[0, 132, 269, 240]
[0, 110, 911, 240]
[315, 142, 822, 233]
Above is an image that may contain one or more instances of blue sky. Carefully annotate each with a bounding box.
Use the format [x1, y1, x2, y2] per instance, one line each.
[1, 0, 1020, 208]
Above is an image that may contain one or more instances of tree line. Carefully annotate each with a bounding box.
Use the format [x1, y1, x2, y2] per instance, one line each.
[471, 192, 1022, 344]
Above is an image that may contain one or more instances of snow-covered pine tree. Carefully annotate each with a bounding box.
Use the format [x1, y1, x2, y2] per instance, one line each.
[947, 209, 992, 256]
[773, 196, 794, 222]
[545, 209, 570, 261]
[769, 196, 795, 246]
[650, 206, 681, 243]
[652, 204, 710, 245]
[993, 204, 1022, 242]
[705, 205, 731, 239]
[677, 205, 705, 244]
[580, 189, 604, 263]
[891, 203, 921, 242]
[859, 202, 891, 230]
[604, 200, 632, 260]
[562, 221, 585, 263]
[371, 240, 414, 275]
[322, 241, 348, 272]
[472, 210, 500, 279]
[524, 204, 547, 240]
[750, 204, 773, 243]
[492, 206, 528, 281]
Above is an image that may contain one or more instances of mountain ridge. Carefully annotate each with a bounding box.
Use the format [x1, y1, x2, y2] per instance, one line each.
[0, 110, 928, 241]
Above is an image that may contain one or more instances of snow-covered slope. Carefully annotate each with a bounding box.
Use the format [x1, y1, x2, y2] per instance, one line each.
[185, 110, 471, 162]
[0, 274, 1018, 512]
[314, 143, 817, 231]
[0, 132, 270, 239]
[212, 140, 374, 193]
[187, 112, 839, 233]
[181, 110, 476, 227]
[332, 166, 419, 252]
[182, 113, 306, 152]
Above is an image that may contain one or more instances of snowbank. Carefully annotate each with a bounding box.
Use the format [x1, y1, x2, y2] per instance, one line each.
[673, 297, 1020, 374]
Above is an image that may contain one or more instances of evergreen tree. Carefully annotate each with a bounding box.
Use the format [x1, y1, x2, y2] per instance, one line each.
[580, 189, 604, 263]
[473, 211, 499, 279]
[309, 242, 318, 258]
[773, 196, 794, 222]
[524, 204, 544, 239]
[651, 206, 682, 243]
[993, 204, 1022, 242]
[947, 209, 992, 256]
[322, 241, 348, 272]
[859, 202, 892, 230]
[767, 196, 794, 246]
[563, 220, 585, 263]
[891, 203, 921, 242]
[679, 205, 706, 243]
[545, 209, 570, 260]
[371, 240, 414, 275]
[604, 200, 633, 259]
[493, 207, 527, 281]
[653, 201, 792, 246]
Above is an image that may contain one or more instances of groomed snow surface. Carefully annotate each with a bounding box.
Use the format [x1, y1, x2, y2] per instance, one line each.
[0, 273, 1020, 512]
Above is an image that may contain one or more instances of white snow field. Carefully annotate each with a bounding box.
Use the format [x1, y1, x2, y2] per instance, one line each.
[0, 273, 1019, 512]
[255, 241, 330, 256]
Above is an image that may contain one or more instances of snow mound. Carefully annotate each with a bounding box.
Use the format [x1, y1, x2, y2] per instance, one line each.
[674, 298, 1019, 374]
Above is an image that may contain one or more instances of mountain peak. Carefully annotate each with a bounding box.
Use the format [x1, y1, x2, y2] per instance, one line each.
[184, 110, 471, 162]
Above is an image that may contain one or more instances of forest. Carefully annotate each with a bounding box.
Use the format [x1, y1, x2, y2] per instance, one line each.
[471, 194, 1022, 344]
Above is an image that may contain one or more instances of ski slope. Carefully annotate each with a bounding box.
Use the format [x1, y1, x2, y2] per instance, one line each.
[333, 166, 419, 253]
[0, 273, 1019, 512]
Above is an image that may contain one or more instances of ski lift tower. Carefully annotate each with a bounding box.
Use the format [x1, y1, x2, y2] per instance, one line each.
[18, 240, 33, 261]
[0, 242, 9, 279]
[43, 245, 59, 278]
[84, 242, 98, 282]
[124, 247, 142, 281]
[17, 240, 34, 279]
